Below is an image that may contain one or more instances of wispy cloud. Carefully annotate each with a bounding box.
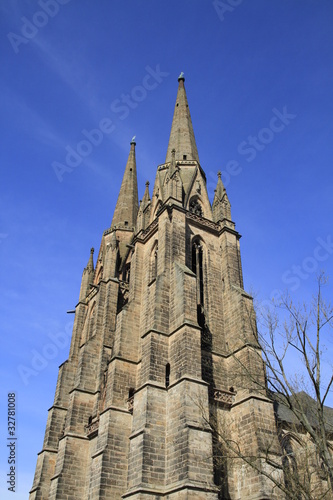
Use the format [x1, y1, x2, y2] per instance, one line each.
[1, 83, 64, 148]
[32, 36, 107, 121]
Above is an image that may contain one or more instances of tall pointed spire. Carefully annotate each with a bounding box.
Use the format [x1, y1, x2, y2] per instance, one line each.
[111, 138, 139, 229]
[165, 73, 200, 163]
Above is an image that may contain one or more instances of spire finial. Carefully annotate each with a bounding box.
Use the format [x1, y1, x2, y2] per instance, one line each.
[217, 171, 222, 179]
[130, 135, 136, 145]
[145, 180, 150, 187]
[90, 247, 94, 254]
[178, 72, 185, 82]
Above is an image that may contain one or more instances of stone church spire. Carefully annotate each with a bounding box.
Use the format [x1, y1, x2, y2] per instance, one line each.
[111, 137, 139, 229]
[165, 72, 200, 163]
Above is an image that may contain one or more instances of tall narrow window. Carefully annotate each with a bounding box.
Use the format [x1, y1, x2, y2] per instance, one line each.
[151, 242, 158, 281]
[192, 241, 204, 327]
[89, 302, 96, 338]
[165, 363, 170, 388]
[128, 388, 134, 414]
[189, 198, 203, 217]
[192, 242, 204, 306]
[123, 263, 131, 283]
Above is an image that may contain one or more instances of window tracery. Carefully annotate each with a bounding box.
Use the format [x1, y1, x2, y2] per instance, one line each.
[189, 199, 203, 217]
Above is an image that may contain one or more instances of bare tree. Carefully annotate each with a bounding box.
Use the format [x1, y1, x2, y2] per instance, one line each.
[204, 273, 333, 499]
[258, 273, 333, 496]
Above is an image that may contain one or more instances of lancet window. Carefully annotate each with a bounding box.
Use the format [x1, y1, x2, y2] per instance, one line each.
[150, 242, 158, 281]
[192, 240, 205, 327]
[192, 241, 204, 306]
[189, 198, 203, 217]
[165, 363, 170, 388]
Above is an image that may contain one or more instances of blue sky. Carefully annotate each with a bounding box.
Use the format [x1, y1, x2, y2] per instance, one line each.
[1, 0, 333, 497]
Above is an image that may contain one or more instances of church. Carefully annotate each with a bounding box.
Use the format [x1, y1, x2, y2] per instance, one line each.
[30, 73, 288, 499]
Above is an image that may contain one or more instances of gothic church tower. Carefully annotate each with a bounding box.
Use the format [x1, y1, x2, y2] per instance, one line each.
[30, 74, 282, 499]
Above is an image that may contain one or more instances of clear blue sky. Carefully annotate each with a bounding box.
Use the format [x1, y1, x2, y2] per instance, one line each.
[1, 1, 333, 498]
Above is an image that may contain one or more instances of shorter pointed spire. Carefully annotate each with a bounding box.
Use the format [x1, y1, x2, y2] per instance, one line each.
[79, 247, 95, 301]
[215, 171, 224, 199]
[142, 181, 151, 206]
[86, 247, 95, 272]
[212, 172, 231, 222]
[111, 139, 139, 229]
[136, 181, 151, 234]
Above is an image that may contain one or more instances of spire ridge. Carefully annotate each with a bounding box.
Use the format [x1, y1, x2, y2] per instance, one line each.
[111, 140, 139, 229]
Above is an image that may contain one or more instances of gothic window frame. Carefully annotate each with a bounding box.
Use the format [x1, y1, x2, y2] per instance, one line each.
[191, 237, 205, 305]
[80, 307, 89, 346]
[88, 301, 96, 339]
[123, 262, 131, 283]
[165, 363, 170, 388]
[150, 240, 158, 283]
[189, 196, 203, 217]
[153, 199, 163, 220]
[191, 236, 206, 328]
[280, 432, 303, 494]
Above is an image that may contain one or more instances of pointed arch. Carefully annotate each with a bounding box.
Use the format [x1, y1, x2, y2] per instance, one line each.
[184, 167, 199, 208]
[88, 301, 96, 338]
[189, 195, 203, 217]
[280, 432, 303, 494]
[191, 236, 206, 327]
[150, 240, 158, 282]
[153, 199, 163, 220]
[80, 307, 89, 346]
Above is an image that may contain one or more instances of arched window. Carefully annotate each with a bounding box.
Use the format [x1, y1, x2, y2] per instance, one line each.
[123, 263, 131, 283]
[189, 198, 203, 217]
[128, 387, 135, 414]
[192, 240, 205, 327]
[192, 241, 204, 306]
[281, 433, 301, 493]
[165, 363, 170, 388]
[89, 302, 96, 338]
[151, 242, 158, 281]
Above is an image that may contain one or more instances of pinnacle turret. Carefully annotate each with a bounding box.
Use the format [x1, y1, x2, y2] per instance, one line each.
[136, 181, 151, 233]
[212, 171, 231, 222]
[141, 181, 151, 210]
[78, 247, 95, 301]
[111, 138, 139, 229]
[165, 73, 199, 163]
[86, 247, 94, 272]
